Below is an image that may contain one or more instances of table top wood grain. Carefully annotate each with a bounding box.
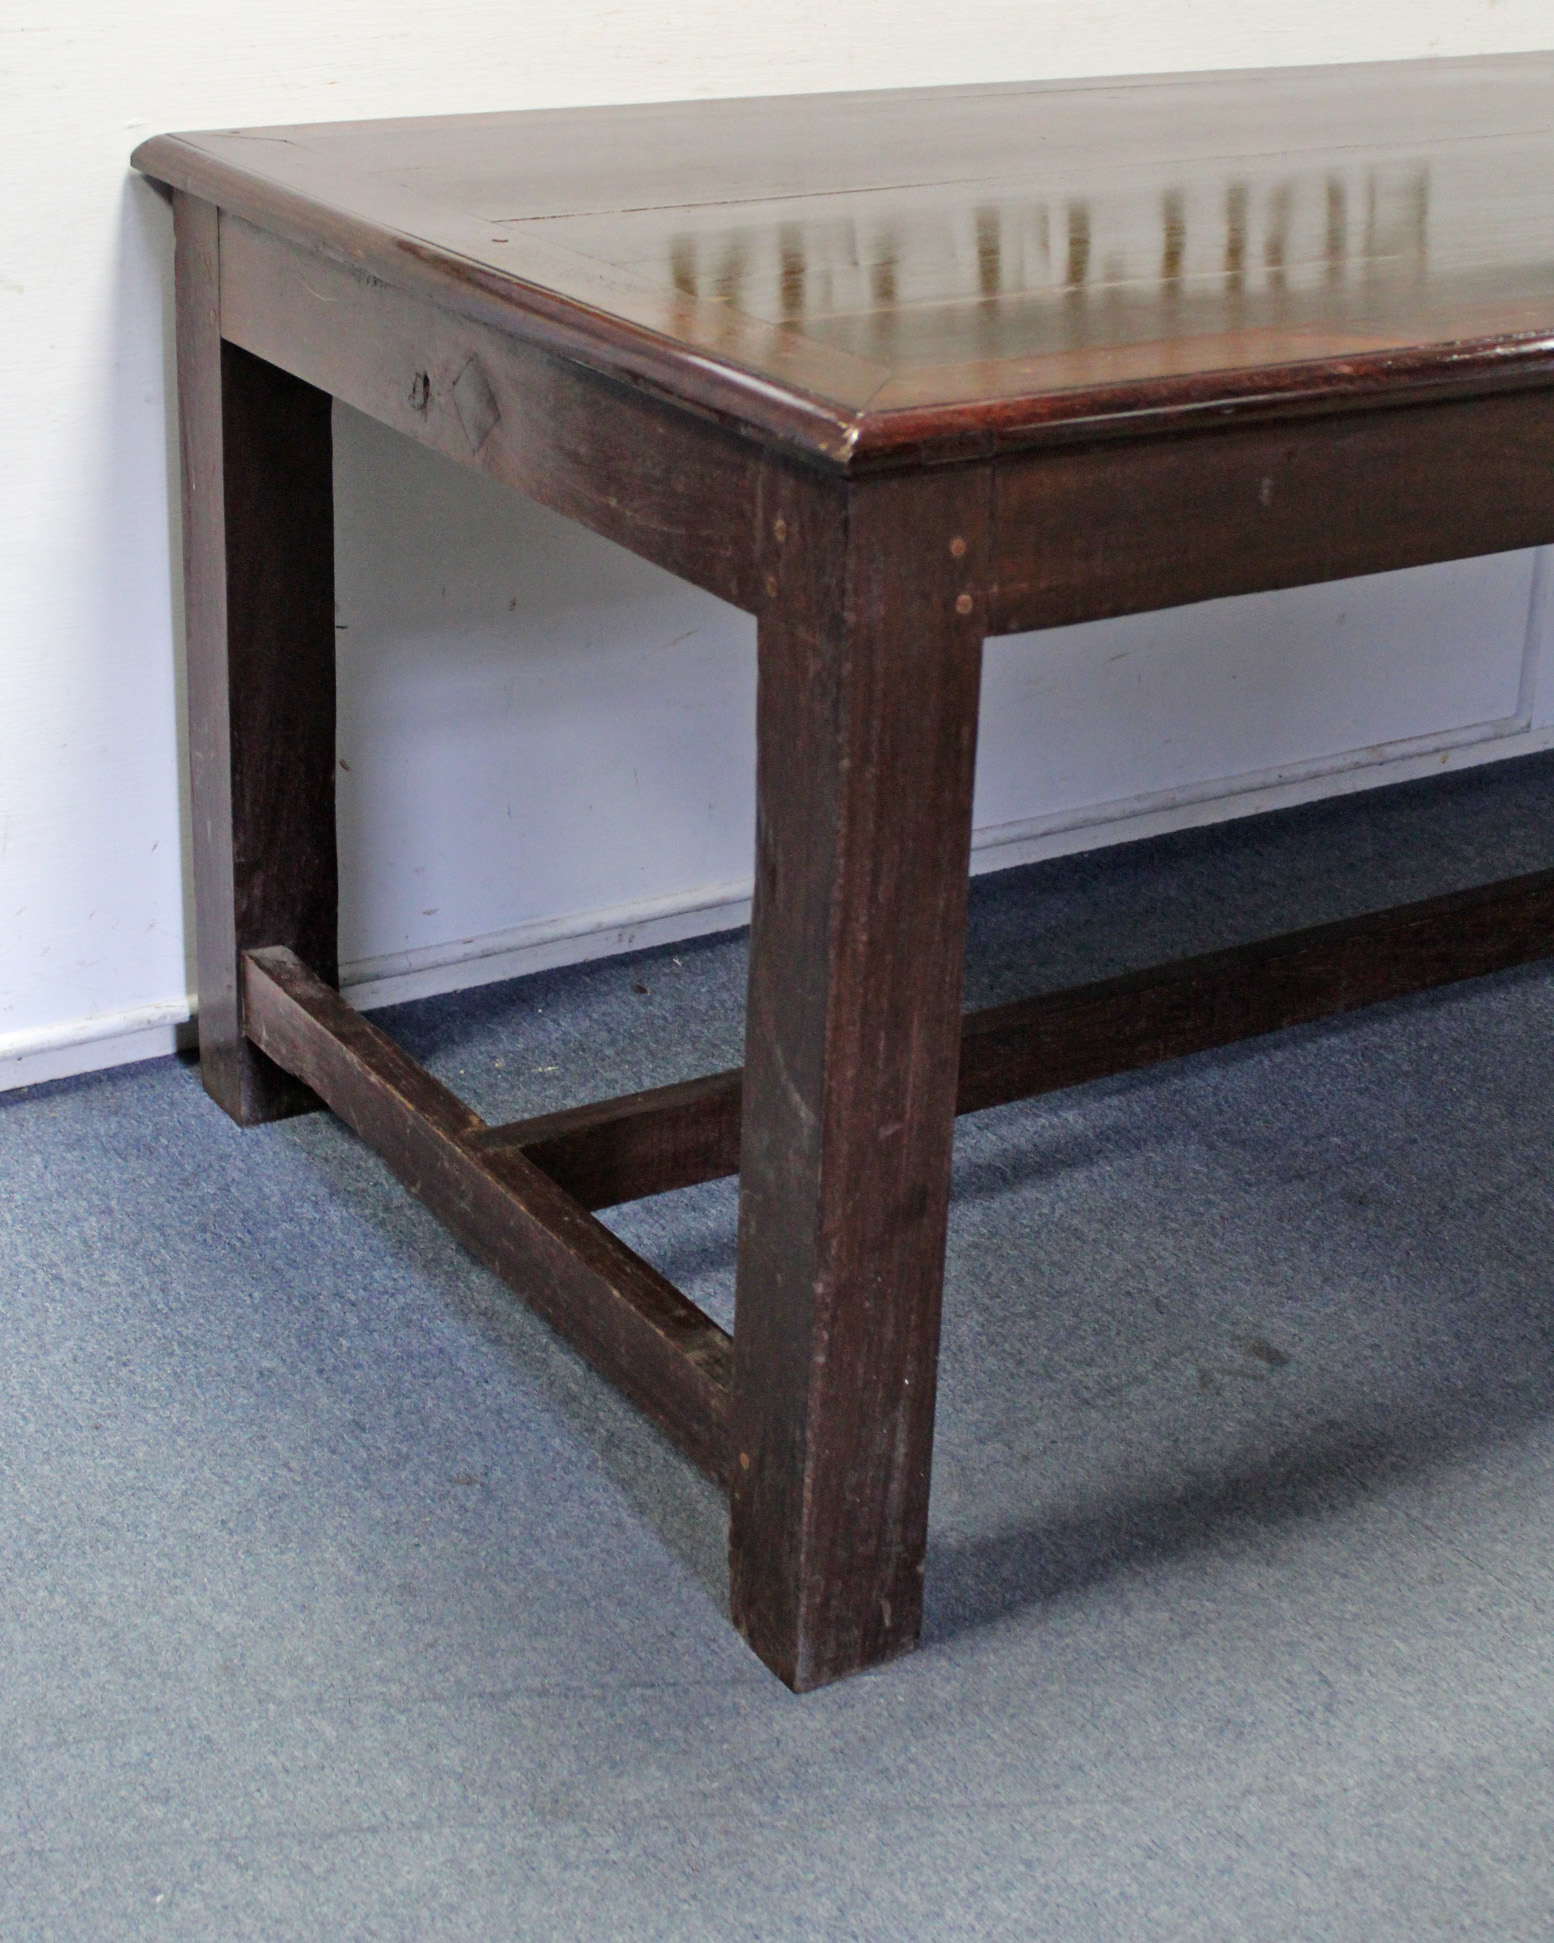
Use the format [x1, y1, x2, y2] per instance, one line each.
[134, 54, 1554, 469]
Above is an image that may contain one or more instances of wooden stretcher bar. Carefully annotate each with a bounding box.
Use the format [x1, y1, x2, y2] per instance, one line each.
[241, 860, 1554, 1498]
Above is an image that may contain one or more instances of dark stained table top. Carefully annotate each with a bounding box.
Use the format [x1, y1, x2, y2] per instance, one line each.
[134, 55, 1554, 468]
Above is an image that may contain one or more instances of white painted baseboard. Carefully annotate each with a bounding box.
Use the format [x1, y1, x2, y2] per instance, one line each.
[968, 716, 1554, 873]
[0, 1002, 198, 1093]
[9, 710, 1554, 1098]
[338, 878, 756, 1010]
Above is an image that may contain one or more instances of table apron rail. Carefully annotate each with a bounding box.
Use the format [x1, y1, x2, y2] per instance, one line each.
[472, 866, 1554, 1211]
[990, 387, 1554, 632]
[217, 213, 774, 614]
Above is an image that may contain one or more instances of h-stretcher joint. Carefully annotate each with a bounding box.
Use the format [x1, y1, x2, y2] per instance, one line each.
[241, 860, 1554, 1505]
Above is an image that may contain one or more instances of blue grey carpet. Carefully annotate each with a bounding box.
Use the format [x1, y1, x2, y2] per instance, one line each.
[6, 754, 1554, 1938]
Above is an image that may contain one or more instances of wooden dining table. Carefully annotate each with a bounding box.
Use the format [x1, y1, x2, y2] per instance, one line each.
[134, 52, 1554, 1689]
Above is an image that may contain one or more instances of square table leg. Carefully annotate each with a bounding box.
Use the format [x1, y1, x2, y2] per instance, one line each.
[173, 194, 338, 1124]
[730, 465, 991, 1690]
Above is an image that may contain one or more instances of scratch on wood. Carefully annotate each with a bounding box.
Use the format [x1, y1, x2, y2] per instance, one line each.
[452, 356, 501, 451]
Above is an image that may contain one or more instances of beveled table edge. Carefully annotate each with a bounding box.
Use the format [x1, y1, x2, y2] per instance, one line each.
[133, 60, 1554, 475]
[133, 132, 867, 469]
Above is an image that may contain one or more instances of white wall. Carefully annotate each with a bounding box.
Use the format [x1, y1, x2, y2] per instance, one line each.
[5, 2, 1554, 1088]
